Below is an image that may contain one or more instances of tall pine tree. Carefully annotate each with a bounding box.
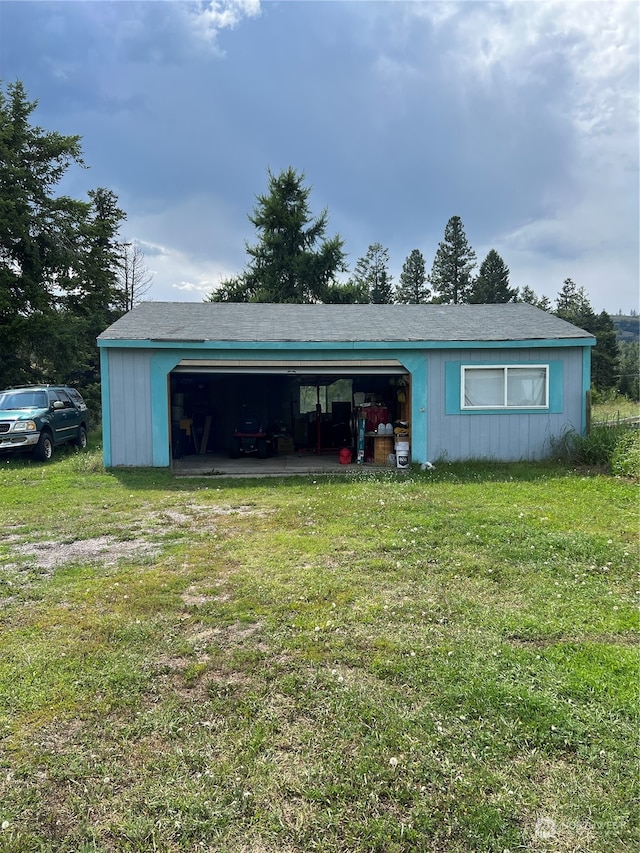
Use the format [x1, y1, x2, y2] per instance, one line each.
[590, 310, 620, 392]
[57, 188, 127, 390]
[350, 243, 394, 303]
[396, 249, 429, 303]
[0, 81, 89, 386]
[554, 278, 619, 392]
[469, 249, 516, 303]
[0, 81, 129, 401]
[208, 167, 346, 303]
[555, 278, 594, 326]
[429, 215, 476, 304]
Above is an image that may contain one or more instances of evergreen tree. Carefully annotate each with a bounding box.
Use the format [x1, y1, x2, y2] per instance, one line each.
[208, 275, 250, 303]
[553, 278, 619, 392]
[554, 278, 595, 332]
[0, 81, 129, 403]
[0, 81, 89, 386]
[57, 188, 127, 390]
[517, 285, 551, 311]
[396, 249, 429, 303]
[617, 341, 639, 400]
[429, 215, 476, 304]
[555, 278, 595, 328]
[61, 188, 126, 317]
[469, 249, 517, 303]
[590, 310, 620, 392]
[350, 243, 394, 303]
[323, 280, 369, 304]
[208, 167, 346, 303]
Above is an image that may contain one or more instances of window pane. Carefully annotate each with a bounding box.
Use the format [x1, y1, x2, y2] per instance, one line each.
[300, 385, 326, 413]
[327, 378, 352, 408]
[464, 368, 504, 407]
[507, 367, 547, 407]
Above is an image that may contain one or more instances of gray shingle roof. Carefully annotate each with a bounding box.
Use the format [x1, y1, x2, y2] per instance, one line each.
[98, 302, 594, 344]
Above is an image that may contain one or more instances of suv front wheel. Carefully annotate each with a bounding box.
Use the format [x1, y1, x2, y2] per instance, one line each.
[34, 431, 54, 462]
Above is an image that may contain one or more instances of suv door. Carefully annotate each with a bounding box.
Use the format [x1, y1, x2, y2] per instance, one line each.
[48, 389, 79, 444]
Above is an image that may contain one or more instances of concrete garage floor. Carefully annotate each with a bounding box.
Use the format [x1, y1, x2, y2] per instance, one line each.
[173, 451, 397, 478]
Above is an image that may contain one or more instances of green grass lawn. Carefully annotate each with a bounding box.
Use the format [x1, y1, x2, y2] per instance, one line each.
[0, 445, 638, 852]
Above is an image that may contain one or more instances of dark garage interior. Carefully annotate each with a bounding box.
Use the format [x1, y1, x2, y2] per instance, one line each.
[169, 368, 411, 466]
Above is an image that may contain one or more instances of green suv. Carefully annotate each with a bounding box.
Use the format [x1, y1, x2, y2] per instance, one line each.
[0, 385, 89, 461]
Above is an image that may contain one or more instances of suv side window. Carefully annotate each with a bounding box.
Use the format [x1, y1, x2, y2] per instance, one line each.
[57, 389, 74, 408]
[48, 390, 61, 407]
[66, 388, 86, 409]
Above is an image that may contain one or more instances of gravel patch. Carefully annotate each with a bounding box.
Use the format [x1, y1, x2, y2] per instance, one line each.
[13, 536, 161, 569]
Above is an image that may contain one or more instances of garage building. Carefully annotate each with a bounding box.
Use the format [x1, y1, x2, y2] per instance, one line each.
[97, 302, 595, 469]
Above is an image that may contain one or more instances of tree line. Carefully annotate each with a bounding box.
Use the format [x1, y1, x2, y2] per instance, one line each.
[207, 167, 637, 399]
[0, 81, 152, 411]
[1, 82, 636, 405]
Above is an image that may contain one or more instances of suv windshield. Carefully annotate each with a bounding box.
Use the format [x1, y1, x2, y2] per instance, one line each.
[0, 390, 48, 409]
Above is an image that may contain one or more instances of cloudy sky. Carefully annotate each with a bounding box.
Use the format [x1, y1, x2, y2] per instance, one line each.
[1, 0, 638, 312]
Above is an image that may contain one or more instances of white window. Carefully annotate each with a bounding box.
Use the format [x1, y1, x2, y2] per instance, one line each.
[462, 365, 548, 409]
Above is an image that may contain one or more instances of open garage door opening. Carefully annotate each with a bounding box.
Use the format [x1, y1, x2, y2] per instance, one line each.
[168, 361, 411, 467]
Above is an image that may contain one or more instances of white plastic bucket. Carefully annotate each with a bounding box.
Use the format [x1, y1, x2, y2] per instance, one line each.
[395, 441, 410, 469]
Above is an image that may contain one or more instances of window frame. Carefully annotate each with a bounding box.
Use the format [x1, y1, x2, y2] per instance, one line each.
[460, 364, 550, 411]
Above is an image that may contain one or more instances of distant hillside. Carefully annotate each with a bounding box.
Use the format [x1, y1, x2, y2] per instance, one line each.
[612, 314, 640, 343]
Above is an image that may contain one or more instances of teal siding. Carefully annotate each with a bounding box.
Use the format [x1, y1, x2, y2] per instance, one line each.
[99, 347, 111, 467]
[429, 347, 585, 461]
[100, 340, 591, 467]
[444, 360, 563, 415]
[104, 349, 154, 466]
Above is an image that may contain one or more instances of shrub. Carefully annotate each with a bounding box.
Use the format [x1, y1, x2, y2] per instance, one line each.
[556, 424, 625, 466]
[552, 423, 629, 468]
[553, 422, 640, 477]
[611, 430, 640, 479]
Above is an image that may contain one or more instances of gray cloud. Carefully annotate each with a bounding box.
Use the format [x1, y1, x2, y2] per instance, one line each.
[0, 0, 636, 312]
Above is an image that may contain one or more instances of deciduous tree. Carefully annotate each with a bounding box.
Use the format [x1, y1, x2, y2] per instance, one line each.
[119, 240, 153, 311]
[323, 280, 369, 304]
